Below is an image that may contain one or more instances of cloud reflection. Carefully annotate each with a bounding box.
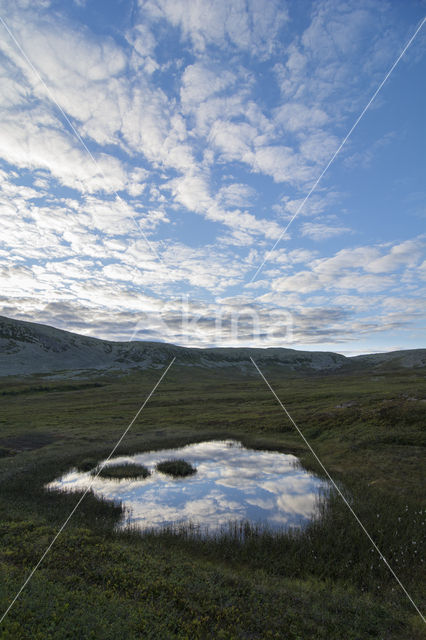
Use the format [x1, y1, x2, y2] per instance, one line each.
[47, 440, 328, 534]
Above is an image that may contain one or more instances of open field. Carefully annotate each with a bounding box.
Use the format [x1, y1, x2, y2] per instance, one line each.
[0, 364, 425, 638]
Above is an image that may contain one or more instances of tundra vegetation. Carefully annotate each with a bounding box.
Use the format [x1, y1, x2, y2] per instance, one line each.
[0, 365, 424, 639]
[95, 463, 151, 480]
[156, 459, 197, 477]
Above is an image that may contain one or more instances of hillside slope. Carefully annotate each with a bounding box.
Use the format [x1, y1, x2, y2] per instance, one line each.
[0, 315, 424, 377]
[352, 349, 426, 369]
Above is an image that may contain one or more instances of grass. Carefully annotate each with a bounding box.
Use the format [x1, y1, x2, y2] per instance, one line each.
[76, 457, 98, 472]
[96, 462, 150, 480]
[156, 458, 197, 477]
[0, 365, 424, 638]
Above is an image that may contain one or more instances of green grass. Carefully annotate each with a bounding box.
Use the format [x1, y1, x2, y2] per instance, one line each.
[156, 458, 196, 477]
[0, 365, 424, 638]
[96, 463, 150, 480]
[76, 457, 99, 472]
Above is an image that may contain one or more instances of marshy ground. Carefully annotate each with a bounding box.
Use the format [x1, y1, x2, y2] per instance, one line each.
[0, 365, 424, 638]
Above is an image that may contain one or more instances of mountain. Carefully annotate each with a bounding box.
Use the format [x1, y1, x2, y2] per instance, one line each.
[0, 315, 424, 377]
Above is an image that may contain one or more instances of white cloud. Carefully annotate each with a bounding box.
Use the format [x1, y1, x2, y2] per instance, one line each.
[273, 0, 398, 173]
[366, 239, 425, 273]
[140, 0, 288, 55]
[218, 183, 257, 208]
[299, 130, 339, 165]
[274, 102, 329, 132]
[270, 240, 426, 294]
[126, 23, 157, 59]
[0, 5, 196, 188]
[251, 145, 314, 184]
[181, 62, 237, 105]
[165, 171, 282, 240]
[209, 120, 257, 162]
[301, 222, 352, 241]
[278, 192, 341, 221]
[0, 0, 423, 353]
[0, 109, 128, 193]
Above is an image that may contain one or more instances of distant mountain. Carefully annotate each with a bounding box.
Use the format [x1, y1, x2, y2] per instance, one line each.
[0, 315, 425, 377]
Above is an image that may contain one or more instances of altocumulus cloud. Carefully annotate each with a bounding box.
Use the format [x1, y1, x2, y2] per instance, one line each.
[0, 0, 424, 353]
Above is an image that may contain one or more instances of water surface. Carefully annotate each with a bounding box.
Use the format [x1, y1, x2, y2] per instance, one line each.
[47, 440, 328, 534]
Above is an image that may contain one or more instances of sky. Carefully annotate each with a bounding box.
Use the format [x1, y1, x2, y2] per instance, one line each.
[0, 0, 425, 354]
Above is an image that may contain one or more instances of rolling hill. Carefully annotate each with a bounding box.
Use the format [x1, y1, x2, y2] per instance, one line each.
[0, 315, 425, 377]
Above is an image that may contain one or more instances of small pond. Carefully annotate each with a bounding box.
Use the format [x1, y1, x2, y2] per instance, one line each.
[47, 440, 329, 535]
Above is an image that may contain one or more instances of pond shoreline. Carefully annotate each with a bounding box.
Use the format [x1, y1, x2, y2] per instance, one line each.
[46, 439, 329, 536]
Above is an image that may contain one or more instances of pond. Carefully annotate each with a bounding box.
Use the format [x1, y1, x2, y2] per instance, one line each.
[47, 440, 329, 535]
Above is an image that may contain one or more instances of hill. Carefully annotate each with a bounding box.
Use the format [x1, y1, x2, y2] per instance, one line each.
[0, 314, 425, 377]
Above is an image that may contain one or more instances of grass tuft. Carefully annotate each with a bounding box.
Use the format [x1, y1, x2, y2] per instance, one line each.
[76, 458, 99, 472]
[95, 463, 151, 480]
[156, 458, 197, 477]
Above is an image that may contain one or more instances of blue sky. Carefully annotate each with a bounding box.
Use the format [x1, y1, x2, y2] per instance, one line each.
[0, 0, 425, 354]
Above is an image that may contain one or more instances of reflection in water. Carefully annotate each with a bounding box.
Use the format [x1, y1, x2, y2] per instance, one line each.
[47, 440, 329, 534]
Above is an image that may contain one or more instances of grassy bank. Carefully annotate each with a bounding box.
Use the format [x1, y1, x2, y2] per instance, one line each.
[0, 365, 425, 638]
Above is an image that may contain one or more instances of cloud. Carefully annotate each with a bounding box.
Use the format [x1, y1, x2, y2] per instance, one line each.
[181, 62, 237, 105]
[274, 102, 329, 132]
[366, 239, 425, 274]
[0, 7, 128, 143]
[165, 171, 282, 240]
[301, 222, 353, 241]
[140, 0, 288, 55]
[0, 108, 128, 194]
[209, 120, 257, 162]
[252, 145, 315, 184]
[126, 23, 157, 59]
[271, 239, 426, 294]
[218, 183, 257, 208]
[277, 192, 341, 222]
[0, 4, 196, 191]
[299, 130, 339, 165]
[0, 0, 423, 354]
[276, 0, 396, 106]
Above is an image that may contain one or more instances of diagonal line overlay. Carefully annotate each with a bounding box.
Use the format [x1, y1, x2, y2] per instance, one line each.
[250, 356, 425, 623]
[0, 357, 176, 625]
[0, 5, 424, 631]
